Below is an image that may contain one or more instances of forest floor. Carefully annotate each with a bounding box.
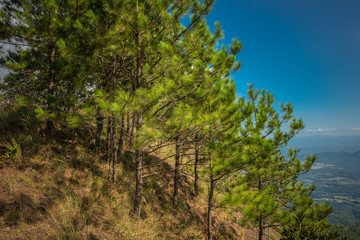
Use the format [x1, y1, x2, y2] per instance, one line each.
[0, 129, 278, 240]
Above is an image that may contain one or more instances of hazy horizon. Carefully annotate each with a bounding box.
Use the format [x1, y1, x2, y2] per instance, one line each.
[289, 134, 360, 154]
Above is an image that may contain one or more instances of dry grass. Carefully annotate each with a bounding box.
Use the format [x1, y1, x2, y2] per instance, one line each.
[0, 139, 206, 239]
[0, 133, 280, 240]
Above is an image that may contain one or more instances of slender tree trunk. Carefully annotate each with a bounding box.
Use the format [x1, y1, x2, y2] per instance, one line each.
[126, 114, 130, 136]
[258, 175, 264, 240]
[134, 148, 143, 219]
[258, 214, 263, 240]
[95, 115, 104, 147]
[258, 176, 263, 240]
[45, 44, 56, 134]
[107, 118, 112, 176]
[130, 116, 135, 146]
[111, 117, 117, 183]
[173, 135, 180, 207]
[117, 115, 124, 160]
[194, 138, 199, 196]
[207, 175, 215, 240]
[134, 17, 144, 218]
[134, 112, 143, 219]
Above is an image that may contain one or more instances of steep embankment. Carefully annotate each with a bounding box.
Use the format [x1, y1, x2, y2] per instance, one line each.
[0, 137, 267, 240]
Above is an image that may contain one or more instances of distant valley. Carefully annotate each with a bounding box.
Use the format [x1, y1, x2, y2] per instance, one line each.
[299, 151, 360, 225]
[296, 151, 360, 239]
[288, 135, 360, 239]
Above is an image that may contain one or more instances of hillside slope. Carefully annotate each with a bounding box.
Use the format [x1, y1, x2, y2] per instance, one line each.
[0, 135, 267, 240]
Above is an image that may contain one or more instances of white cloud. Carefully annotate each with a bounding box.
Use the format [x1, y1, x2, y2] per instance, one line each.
[351, 127, 360, 131]
[305, 128, 336, 133]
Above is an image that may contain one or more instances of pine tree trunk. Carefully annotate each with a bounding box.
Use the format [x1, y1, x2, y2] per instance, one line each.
[258, 176, 263, 240]
[173, 135, 180, 207]
[258, 214, 263, 240]
[133, 112, 143, 218]
[134, 22, 144, 219]
[134, 149, 143, 219]
[133, 110, 144, 218]
[117, 115, 124, 160]
[194, 138, 199, 196]
[130, 116, 135, 146]
[207, 175, 215, 240]
[111, 117, 117, 183]
[107, 118, 112, 177]
[45, 44, 56, 134]
[126, 114, 130, 136]
[95, 115, 104, 147]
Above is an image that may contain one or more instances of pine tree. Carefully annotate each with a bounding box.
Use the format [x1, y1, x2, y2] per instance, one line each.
[281, 184, 341, 240]
[188, 55, 243, 239]
[200, 90, 244, 240]
[89, 0, 220, 218]
[0, 2, 341, 239]
[125, 0, 223, 218]
[0, 0, 95, 134]
[223, 86, 318, 240]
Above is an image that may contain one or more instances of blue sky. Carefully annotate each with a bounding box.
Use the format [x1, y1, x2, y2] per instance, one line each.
[206, 0, 360, 135]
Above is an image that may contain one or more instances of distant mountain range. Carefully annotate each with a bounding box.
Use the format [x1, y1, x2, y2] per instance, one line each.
[288, 135, 360, 154]
[314, 151, 360, 169]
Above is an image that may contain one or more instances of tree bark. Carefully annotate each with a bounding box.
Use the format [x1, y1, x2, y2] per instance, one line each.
[194, 138, 199, 196]
[45, 44, 56, 134]
[126, 114, 130, 136]
[117, 115, 124, 160]
[134, 148, 143, 219]
[133, 115, 143, 218]
[134, 17, 144, 218]
[133, 112, 143, 219]
[95, 115, 104, 147]
[130, 116, 135, 146]
[258, 176, 263, 240]
[111, 117, 117, 183]
[107, 118, 112, 177]
[173, 135, 180, 207]
[258, 214, 263, 240]
[207, 175, 215, 240]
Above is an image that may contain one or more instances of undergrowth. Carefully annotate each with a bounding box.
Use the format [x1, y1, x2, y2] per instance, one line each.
[0, 105, 252, 239]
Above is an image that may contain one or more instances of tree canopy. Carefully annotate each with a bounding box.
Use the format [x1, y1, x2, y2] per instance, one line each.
[0, 1, 339, 239]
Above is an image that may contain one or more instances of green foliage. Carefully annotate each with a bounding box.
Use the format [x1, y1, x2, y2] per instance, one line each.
[0, 0, 97, 133]
[4, 137, 22, 162]
[281, 185, 341, 240]
[222, 86, 321, 239]
[0, 1, 339, 239]
[334, 223, 360, 240]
